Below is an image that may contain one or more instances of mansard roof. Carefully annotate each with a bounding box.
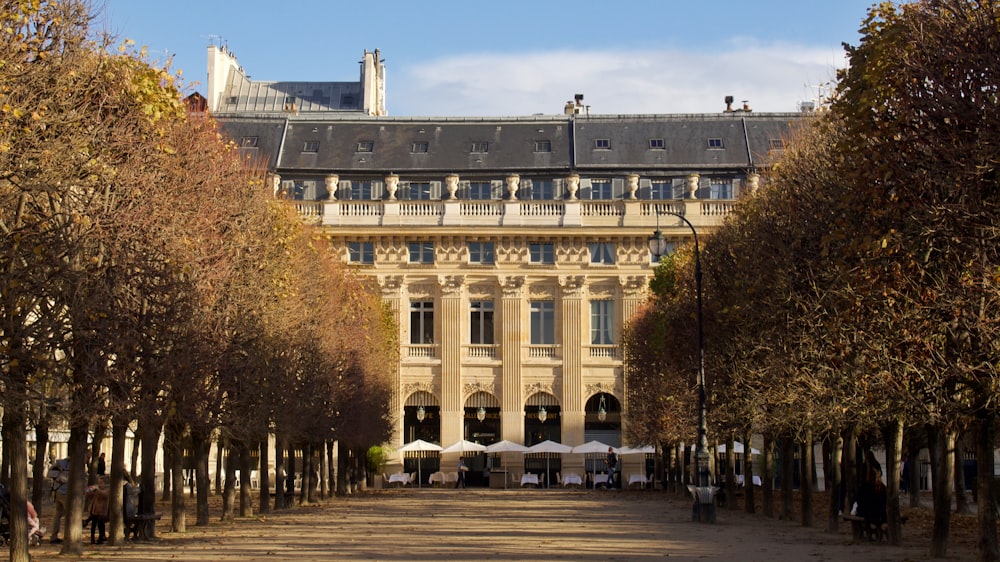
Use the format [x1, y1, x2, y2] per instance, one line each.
[215, 112, 802, 175]
[216, 80, 364, 113]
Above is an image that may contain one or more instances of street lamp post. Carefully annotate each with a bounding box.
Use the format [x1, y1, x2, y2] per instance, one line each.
[648, 211, 715, 523]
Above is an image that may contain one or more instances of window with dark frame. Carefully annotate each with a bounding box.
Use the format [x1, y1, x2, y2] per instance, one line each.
[589, 179, 613, 200]
[356, 140, 374, 152]
[408, 241, 435, 264]
[707, 138, 724, 149]
[238, 136, 259, 148]
[530, 301, 555, 345]
[534, 140, 552, 153]
[470, 301, 495, 345]
[465, 181, 493, 200]
[529, 243, 555, 264]
[303, 140, 320, 152]
[589, 242, 615, 265]
[468, 242, 495, 265]
[590, 300, 615, 345]
[348, 242, 374, 264]
[470, 141, 489, 153]
[594, 138, 611, 150]
[649, 138, 665, 149]
[768, 138, 785, 150]
[410, 301, 434, 345]
[411, 141, 429, 153]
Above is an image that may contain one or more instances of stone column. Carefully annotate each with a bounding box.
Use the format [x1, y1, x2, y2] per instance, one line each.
[499, 276, 525, 443]
[559, 275, 586, 447]
[385, 174, 399, 200]
[439, 275, 465, 446]
[325, 174, 339, 200]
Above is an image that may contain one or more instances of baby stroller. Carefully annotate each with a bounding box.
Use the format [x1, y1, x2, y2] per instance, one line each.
[0, 483, 44, 547]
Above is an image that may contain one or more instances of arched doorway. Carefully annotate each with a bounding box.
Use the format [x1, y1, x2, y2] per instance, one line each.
[584, 392, 621, 446]
[403, 390, 441, 475]
[524, 392, 561, 486]
[462, 391, 500, 486]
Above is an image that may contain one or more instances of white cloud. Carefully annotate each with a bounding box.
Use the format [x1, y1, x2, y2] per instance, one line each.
[391, 42, 846, 116]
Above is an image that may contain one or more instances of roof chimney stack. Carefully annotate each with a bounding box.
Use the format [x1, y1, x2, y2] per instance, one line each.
[724, 95, 734, 112]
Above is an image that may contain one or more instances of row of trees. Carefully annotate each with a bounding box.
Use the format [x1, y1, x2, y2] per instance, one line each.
[0, 1, 396, 559]
[626, 1, 1000, 560]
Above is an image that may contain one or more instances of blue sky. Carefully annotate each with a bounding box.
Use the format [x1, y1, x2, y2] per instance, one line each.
[99, 0, 882, 116]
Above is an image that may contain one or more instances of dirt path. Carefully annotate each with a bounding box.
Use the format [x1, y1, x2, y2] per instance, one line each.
[26, 489, 975, 561]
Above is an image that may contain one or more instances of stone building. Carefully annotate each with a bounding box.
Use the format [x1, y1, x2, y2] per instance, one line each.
[208, 46, 799, 484]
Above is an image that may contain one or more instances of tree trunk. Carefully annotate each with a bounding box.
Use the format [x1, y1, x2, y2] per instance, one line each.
[975, 415, 999, 562]
[824, 433, 843, 533]
[801, 430, 813, 527]
[287, 444, 298, 504]
[743, 429, 756, 514]
[320, 441, 329, 499]
[215, 434, 224, 495]
[842, 425, 859, 516]
[221, 444, 235, 521]
[955, 431, 971, 514]
[259, 439, 270, 514]
[107, 419, 128, 545]
[139, 419, 161, 538]
[883, 417, 904, 545]
[60, 423, 89, 556]
[192, 430, 211, 526]
[31, 419, 50, 515]
[274, 433, 286, 510]
[130, 432, 141, 482]
[762, 434, 774, 518]
[780, 436, 794, 520]
[2, 404, 31, 562]
[168, 425, 186, 532]
[725, 433, 737, 510]
[89, 420, 106, 486]
[927, 424, 954, 558]
[238, 440, 253, 517]
[307, 443, 319, 503]
[906, 433, 923, 508]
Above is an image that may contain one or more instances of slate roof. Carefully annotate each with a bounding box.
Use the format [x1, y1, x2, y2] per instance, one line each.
[216, 112, 802, 176]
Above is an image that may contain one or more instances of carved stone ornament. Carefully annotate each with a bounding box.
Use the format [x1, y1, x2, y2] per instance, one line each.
[620, 275, 648, 296]
[505, 174, 520, 200]
[403, 382, 437, 400]
[438, 274, 465, 296]
[385, 174, 399, 200]
[444, 174, 460, 200]
[685, 173, 700, 199]
[378, 275, 405, 295]
[523, 381, 555, 399]
[586, 381, 619, 397]
[565, 174, 580, 200]
[500, 275, 526, 297]
[626, 174, 639, 200]
[558, 275, 586, 296]
[463, 381, 497, 398]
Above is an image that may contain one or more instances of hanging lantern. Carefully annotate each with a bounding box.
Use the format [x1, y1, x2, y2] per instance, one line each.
[477, 407, 486, 422]
[598, 395, 607, 422]
[538, 406, 548, 423]
[416, 406, 426, 422]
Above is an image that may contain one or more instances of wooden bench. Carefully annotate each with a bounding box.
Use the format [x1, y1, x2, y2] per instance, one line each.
[125, 513, 162, 541]
[843, 514, 905, 542]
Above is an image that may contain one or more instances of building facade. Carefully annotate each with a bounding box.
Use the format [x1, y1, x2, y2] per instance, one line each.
[209, 46, 799, 481]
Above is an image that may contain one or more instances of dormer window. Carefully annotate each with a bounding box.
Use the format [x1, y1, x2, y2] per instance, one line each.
[534, 140, 552, 153]
[649, 138, 665, 150]
[768, 139, 785, 150]
[470, 142, 489, 153]
[303, 141, 320, 153]
[411, 141, 429, 153]
[238, 136, 258, 148]
[594, 139, 611, 150]
[356, 140, 374, 152]
[707, 138, 724, 149]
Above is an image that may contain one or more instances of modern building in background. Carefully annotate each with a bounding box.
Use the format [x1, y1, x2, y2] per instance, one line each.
[207, 45, 800, 483]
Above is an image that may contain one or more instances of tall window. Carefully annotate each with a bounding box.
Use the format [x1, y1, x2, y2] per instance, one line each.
[528, 179, 554, 200]
[650, 180, 672, 200]
[468, 242, 495, 265]
[589, 243, 615, 265]
[710, 178, 733, 199]
[348, 242, 374, 264]
[590, 179, 613, 200]
[410, 301, 434, 344]
[530, 301, 555, 344]
[409, 242, 434, 264]
[350, 180, 373, 201]
[590, 300, 615, 345]
[465, 181, 493, 200]
[470, 301, 495, 345]
[401, 181, 433, 200]
[529, 243, 554, 264]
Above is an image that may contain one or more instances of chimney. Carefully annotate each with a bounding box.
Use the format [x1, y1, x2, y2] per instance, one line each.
[724, 95, 734, 112]
[742, 100, 752, 112]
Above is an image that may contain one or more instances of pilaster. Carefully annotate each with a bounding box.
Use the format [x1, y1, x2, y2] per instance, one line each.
[439, 275, 464, 445]
[559, 275, 585, 446]
[499, 275, 525, 443]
